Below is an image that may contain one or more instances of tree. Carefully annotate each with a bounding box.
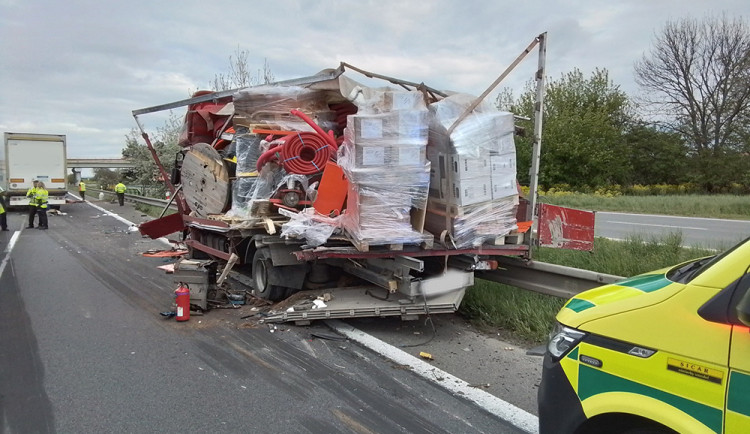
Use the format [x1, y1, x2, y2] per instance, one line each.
[635, 14, 750, 189]
[92, 168, 121, 190]
[504, 68, 634, 189]
[211, 47, 275, 91]
[121, 111, 182, 195]
[622, 123, 689, 185]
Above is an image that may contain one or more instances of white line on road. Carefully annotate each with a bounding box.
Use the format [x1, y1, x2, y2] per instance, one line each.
[0, 231, 21, 278]
[598, 212, 750, 223]
[604, 220, 707, 231]
[326, 319, 539, 434]
[85, 201, 172, 247]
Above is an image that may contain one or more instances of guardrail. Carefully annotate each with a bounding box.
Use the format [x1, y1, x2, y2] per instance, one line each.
[478, 257, 624, 299]
[84, 188, 622, 298]
[88, 188, 177, 210]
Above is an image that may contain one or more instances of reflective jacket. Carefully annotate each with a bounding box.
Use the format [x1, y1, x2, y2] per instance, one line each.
[26, 187, 38, 207]
[35, 188, 49, 209]
[0, 202, 5, 214]
[115, 183, 126, 193]
[79, 182, 86, 192]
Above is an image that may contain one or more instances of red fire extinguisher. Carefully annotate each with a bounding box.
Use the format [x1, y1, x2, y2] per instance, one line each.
[175, 283, 190, 321]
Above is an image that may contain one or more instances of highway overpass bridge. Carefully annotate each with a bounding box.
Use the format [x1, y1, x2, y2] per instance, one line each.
[67, 158, 136, 169]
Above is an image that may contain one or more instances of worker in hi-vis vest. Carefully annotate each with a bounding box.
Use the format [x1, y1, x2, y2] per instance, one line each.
[115, 182, 126, 206]
[34, 181, 49, 230]
[26, 179, 39, 228]
[79, 180, 86, 201]
[0, 187, 8, 231]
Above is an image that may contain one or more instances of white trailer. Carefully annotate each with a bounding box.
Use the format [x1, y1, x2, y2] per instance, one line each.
[2, 132, 68, 206]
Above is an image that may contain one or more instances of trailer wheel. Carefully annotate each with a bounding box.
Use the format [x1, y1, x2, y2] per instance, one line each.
[252, 248, 287, 301]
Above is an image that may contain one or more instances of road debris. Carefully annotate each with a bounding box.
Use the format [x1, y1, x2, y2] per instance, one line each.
[419, 352, 434, 360]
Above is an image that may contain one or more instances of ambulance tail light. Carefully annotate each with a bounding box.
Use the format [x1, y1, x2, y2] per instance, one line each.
[548, 323, 586, 360]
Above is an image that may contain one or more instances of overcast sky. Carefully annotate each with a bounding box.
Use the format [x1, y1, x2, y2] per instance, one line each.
[1, 0, 746, 161]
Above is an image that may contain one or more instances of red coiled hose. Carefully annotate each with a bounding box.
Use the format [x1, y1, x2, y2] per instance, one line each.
[256, 132, 336, 175]
[255, 110, 339, 175]
[280, 131, 334, 175]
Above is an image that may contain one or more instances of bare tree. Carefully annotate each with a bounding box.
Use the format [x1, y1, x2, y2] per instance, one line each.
[211, 47, 275, 91]
[635, 14, 750, 157]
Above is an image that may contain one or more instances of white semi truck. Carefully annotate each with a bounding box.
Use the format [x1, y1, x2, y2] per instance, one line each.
[2, 132, 68, 207]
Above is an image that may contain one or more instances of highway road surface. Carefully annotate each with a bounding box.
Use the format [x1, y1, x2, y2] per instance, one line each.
[0, 198, 536, 434]
[595, 211, 750, 249]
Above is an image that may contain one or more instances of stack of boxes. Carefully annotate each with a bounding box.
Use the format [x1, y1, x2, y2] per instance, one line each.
[338, 90, 432, 249]
[425, 95, 519, 247]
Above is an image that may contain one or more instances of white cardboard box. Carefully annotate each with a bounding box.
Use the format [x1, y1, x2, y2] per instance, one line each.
[448, 152, 491, 180]
[449, 176, 493, 206]
[491, 172, 517, 199]
[490, 154, 516, 174]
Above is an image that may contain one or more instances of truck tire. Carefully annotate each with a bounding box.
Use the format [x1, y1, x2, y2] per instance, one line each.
[252, 248, 287, 301]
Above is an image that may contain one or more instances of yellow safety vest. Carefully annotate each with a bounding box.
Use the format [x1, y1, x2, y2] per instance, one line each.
[35, 188, 49, 209]
[115, 183, 126, 193]
[79, 182, 86, 192]
[0, 202, 5, 214]
[26, 187, 38, 207]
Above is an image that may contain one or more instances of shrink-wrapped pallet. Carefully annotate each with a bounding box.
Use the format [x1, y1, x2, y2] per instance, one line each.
[425, 94, 519, 247]
[337, 87, 432, 249]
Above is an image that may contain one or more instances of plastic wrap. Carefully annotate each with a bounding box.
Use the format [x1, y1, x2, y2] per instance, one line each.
[232, 85, 331, 131]
[429, 94, 515, 158]
[343, 181, 428, 245]
[335, 86, 431, 247]
[424, 197, 519, 248]
[338, 75, 426, 115]
[424, 94, 519, 247]
[279, 208, 340, 247]
[339, 139, 431, 245]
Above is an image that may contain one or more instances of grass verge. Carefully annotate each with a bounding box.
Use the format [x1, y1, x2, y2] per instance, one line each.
[459, 234, 718, 344]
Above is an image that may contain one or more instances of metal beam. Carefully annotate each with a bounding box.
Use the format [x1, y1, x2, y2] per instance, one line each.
[477, 256, 623, 299]
[67, 158, 136, 169]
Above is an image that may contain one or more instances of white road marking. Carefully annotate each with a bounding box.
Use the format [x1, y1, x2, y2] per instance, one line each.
[85, 201, 171, 247]
[86, 200, 142, 227]
[599, 212, 749, 223]
[604, 220, 707, 231]
[326, 319, 539, 434]
[0, 231, 21, 278]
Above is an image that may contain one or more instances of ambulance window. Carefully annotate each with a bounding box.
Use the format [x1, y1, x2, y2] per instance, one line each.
[668, 237, 748, 284]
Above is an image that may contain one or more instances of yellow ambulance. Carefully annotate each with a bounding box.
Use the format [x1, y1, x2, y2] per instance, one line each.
[538, 237, 750, 433]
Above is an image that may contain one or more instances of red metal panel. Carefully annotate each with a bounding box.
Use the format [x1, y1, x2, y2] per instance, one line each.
[138, 213, 186, 239]
[537, 203, 595, 251]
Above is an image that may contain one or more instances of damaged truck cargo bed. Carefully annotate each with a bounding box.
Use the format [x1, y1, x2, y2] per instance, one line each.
[133, 39, 595, 324]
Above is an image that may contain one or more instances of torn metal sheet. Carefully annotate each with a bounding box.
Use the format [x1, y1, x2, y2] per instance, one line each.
[537, 203, 595, 251]
[262, 286, 466, 324]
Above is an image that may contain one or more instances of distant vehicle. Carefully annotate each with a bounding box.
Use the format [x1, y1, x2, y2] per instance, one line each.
[2, 132, 68, 207]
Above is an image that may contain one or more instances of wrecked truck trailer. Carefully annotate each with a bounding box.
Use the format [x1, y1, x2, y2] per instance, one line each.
[133, 51, 593, 323]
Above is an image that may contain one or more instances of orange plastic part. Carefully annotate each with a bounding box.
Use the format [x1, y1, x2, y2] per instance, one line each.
[313, 161, 348, 217]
